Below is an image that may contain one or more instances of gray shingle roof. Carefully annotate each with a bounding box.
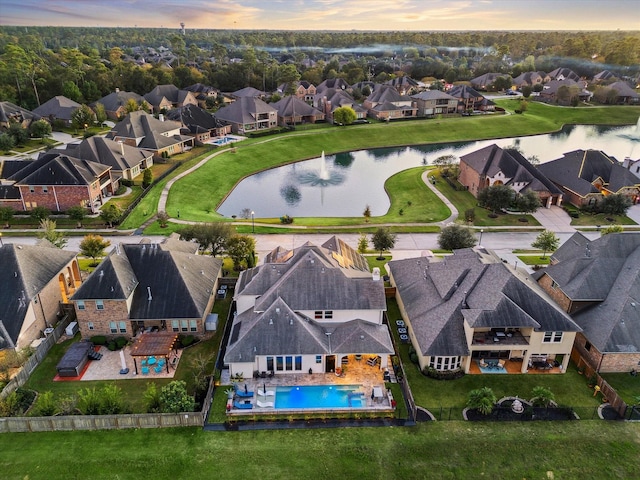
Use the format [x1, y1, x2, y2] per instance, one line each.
[270, 95, 323, 118]
[107, 110, 188, 151]
[93, 91, 145, 113]
[0, 101, 39, 124]
[165, 104, 229, 134]
[389, 249, 579, 357]
[0, 243, 76, 349]
[32, 96, 81, 122]
[214, 97, 277, 126]
[9, 152, 110, 186]
[541, 232, 640, 353]
[52, 136, 154, 172]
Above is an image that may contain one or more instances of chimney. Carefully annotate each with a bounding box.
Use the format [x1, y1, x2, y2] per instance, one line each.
[147, 286, 152, 301]
[115, 87, 120, 93]
[158, 114, 164, 122]
[372, 267, 381, 281]
[118, 140, 124, 155]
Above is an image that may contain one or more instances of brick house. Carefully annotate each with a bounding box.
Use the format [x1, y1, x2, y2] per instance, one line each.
[411, 90, 458, 117]
[0, 241, 81, 351]
[271, 95, 325, 126]
[459, 144, 564, 208]
[72, 237, 222, 339]
[6, 152, 114, 213]
[93, 90, 148, 120]
[535, 232, 640, 373]
[363, 85, 417, 120]
[165, 104, 231, 143]
[143, 84, 199, 112]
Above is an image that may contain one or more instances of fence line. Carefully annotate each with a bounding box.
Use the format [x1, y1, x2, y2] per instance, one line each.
[0, 316, 71, 400]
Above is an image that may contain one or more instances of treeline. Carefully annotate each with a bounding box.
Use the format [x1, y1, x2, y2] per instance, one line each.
[0, 27, 638, 110]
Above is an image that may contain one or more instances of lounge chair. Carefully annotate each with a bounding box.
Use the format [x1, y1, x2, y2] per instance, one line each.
[479, 359, 488, 368]
[257, 400, 274, 408]
[234, 384, 254, 398]
[257, 389, 275, 396]
[498, 360, 506, 369]
[233, 401, 253, 410]
[154, 365, 163, 373]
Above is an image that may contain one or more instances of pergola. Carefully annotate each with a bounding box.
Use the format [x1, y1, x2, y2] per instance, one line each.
[129, 332, 178, 374]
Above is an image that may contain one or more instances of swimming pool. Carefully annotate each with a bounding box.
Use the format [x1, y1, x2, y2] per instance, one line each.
[212, 136, 233, 146]
[275, 384, 365, 409]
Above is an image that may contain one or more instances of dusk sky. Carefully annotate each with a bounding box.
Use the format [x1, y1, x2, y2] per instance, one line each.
[1, 0, 638, 31]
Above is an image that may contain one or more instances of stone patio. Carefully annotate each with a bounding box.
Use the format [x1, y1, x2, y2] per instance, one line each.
[79, 345, 182, 381]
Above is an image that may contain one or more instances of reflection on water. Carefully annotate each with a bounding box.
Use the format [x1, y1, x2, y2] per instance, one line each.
[217, 123, 640, 218]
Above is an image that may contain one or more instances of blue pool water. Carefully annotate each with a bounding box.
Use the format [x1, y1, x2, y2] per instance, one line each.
[275, 385, 365, 409]
[212, 136, 233, 145]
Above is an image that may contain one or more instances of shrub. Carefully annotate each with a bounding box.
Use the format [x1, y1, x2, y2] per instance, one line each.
[107, 341, 117, 351]
[178, 334, 196, 348]
[409, 351, 419, 364]
[115, 337, 128, 349]
[422, 366, 465, 380]
[279, 214, 294, 224]
[120, 179, 133, 187]
[90, 335, 107, 345]
[467, 387, 496, 415]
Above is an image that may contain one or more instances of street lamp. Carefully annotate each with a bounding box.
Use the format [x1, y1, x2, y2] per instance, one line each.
[251, 211, 255, 233]
[478, 229, 484, 247]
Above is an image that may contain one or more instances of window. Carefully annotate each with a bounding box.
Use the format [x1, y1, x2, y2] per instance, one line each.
[96, 300, 104, 310]
[315, 355, 322, 364]
[276, 356, 283, 371]
[551, 280, 558, 289]
[324, 311, 333, 319]
[285, 356, 293, 371]
[543, 331, 563, 343]
[77, 300, 85, 310]
[314, 311, 323, 319]
[29, 186, 35, 193]
[295, 356, 302, 371]
[585, 341, 592, 352]
[43, 186, 48, 193]
[267, 357, 274, 371]
[118, 321, 127, 333]
[429, 356, 462, 371]
[109, 322, 117, 334]
[171, 320, 179, 332]
[189, 319, 197, 332]
[87, 322, 94, 330]
[181, 320, 188, 332]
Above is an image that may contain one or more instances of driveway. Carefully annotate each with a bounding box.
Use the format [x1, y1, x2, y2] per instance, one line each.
[625, 203, 640, 224]
[532, 205, 576, 233]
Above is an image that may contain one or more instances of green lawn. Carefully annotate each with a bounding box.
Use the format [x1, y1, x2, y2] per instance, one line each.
[1, 422, 639, 480]
[600, 372, 640, 405]
[121, 105, 639, 229]
[517, 254, 551, 265]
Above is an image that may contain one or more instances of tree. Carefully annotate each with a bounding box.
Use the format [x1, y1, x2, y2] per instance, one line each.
[363, 205, 371, 223]
[29, 119, 52, 140]
[71, 104, 95, 131]
[333, 106, 356, 126]
[100, 204, 122, 227]
[159, 380, 195, 413]
[79, 234, 111, 266]
[371, 227, 396, 260]
[357, 233, 368, 254]
[519, 100, 528, 113]
[531, 230, 560, 259]
[521, 85, 532, 98]
[0, 206, 14, 228]
[157, 211, 169, 228]
[30, 206, 50, 222]
[226, 234, 256, 270]
[432, 154, 457, 177]
[93, 102, 107, 126]
[514, 190, 541, 214]
[8, 123, 29, 146]
[0, 133, 15, 153]
[467, 387, 496, 416]
[601, 225, 623, 236]
[62, 80, 82, 102]
[37, 219, 67, 248]
[142, 168, 153, 188]
[67, 205, 86, 227]
[179, 223, 234, 256]
[531, 386, 555, 407]
[477, 185, 514, 214]
[143, 383, 162, 413]
[600, 193, 632, 216]
[438, 224, 477, 250]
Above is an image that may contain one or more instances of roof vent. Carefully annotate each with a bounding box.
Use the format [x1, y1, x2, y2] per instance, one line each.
[372, 267, 381, 281]
[147, 286, 152, 301]
[269, 319, 273, 325]
[99, 271, 104, 277]
[289, 318, 293, 325]
[276, 307, 280, 313]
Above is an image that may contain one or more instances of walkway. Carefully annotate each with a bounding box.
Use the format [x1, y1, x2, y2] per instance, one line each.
[532, 205, 576, 233]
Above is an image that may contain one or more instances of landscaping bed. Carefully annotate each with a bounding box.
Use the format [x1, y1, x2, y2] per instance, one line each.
[465, 398, 577, 421]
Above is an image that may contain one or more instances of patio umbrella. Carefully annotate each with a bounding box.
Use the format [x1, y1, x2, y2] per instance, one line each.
[264, 383, 267, 395]
[371, 389, 375, 400]
[244, 384, 248, 394]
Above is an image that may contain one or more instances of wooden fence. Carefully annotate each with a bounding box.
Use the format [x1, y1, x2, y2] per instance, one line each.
[0, 316, 72, 400]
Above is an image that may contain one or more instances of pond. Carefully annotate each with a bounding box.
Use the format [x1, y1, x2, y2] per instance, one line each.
[217, 123, 640, 218]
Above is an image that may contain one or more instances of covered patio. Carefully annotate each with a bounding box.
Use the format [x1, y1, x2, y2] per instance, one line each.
[130, 332, 179, 375]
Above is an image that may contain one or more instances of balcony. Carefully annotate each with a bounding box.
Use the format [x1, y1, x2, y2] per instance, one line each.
[472, 331, 530, 347]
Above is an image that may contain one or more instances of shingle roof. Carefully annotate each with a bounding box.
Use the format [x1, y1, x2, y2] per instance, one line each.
[9, 152, 110, 186]
[540, 232, 640, 353]
[0, 101, 39, 124]
[214, 97, 277, 125]
[32, 96, 81, 121]
[231, 87, 265, 98]
[107, 110, 188, 151]
[165, 104, 229, 134]
[411, 90, 457, 101]
[94, 91, 145, 113]
[389, 249, 579, 357]
[0, 243, 76, 349]
[52, 136, 154, 172]
[270, 95, 323, 118]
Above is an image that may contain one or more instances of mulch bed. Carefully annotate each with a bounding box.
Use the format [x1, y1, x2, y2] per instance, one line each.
[466, 399, 577, 421]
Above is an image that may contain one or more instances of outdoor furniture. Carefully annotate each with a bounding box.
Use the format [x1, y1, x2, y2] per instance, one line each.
[367, 356, 378, 366]
[398, 327, 407, 334]
[141, 359, 147, 366]
[141, 367, 149, 375]
[234, 384, 254, 398]
[233, 401, 253, 410]
[257, 389, 275, 396]
[479, 359, 488, 368]
[154, 365, 163, 373]
[157, 358, 166, 368]
[257, 400, 274, 408]
[396, 320, 405, 327]
[498, 360, 506, 369]
[147, 356, 156, 366]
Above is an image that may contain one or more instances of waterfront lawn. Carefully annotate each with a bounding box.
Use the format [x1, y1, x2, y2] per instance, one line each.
[2, 422, 639, 480]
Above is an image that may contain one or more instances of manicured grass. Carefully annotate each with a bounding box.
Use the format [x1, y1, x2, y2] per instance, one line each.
[517, 254, 551, 265]
[1, 422, 639, 479]
[600, 372, 640, 405]
[101, 185, 143, 210]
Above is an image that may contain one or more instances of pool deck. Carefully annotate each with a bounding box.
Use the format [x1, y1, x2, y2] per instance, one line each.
[225, 355, 396, 415]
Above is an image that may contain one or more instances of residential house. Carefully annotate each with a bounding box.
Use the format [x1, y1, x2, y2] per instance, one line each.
[224, 237, 393, 378]
[313, 88, 367, 124]
[384, 76, 421, 96]
[93, 90, 147, 120]
[458, 144, 564, 207]
[592, 70, 618, 84]
[537, 149, 640, 208]
[388, 248, 580, 374]
[411, 90, 458, 117]
[470, 73, 510, 91]
[512, 71, 548, 89]
[0, 101, 40, 130]
[143, 84, 198, 112]
[363, 85, 417, 120]
[622, 156, 640, 180]
[72, 237, 222, 339]
[214, 97, 278, 134]
[165, 104, 231, 143]
[6, 152, 113, 212]
[184, 83, 219, 108]
[0, 241, 81, 351]
[607, 81, 640, 104]
[316, 78, 350, 94]
[48, 136, 155, 182]
[106, 110, 194, 156]
[231, 87, 267, 99]
[536, 232, 640, 373]
[539, 79, 592, 104]
[277, 81, 317, 102]
[0, 160, 30, 210]
[547, 67, 581, 82]
[32, 95, 82, 126]
[448, 85, 492, 112]
[270, 95, 325, 126]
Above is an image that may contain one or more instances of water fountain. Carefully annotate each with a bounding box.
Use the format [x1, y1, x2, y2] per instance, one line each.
[511, 396, 524, 414]
[296, 151, 345, 204]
